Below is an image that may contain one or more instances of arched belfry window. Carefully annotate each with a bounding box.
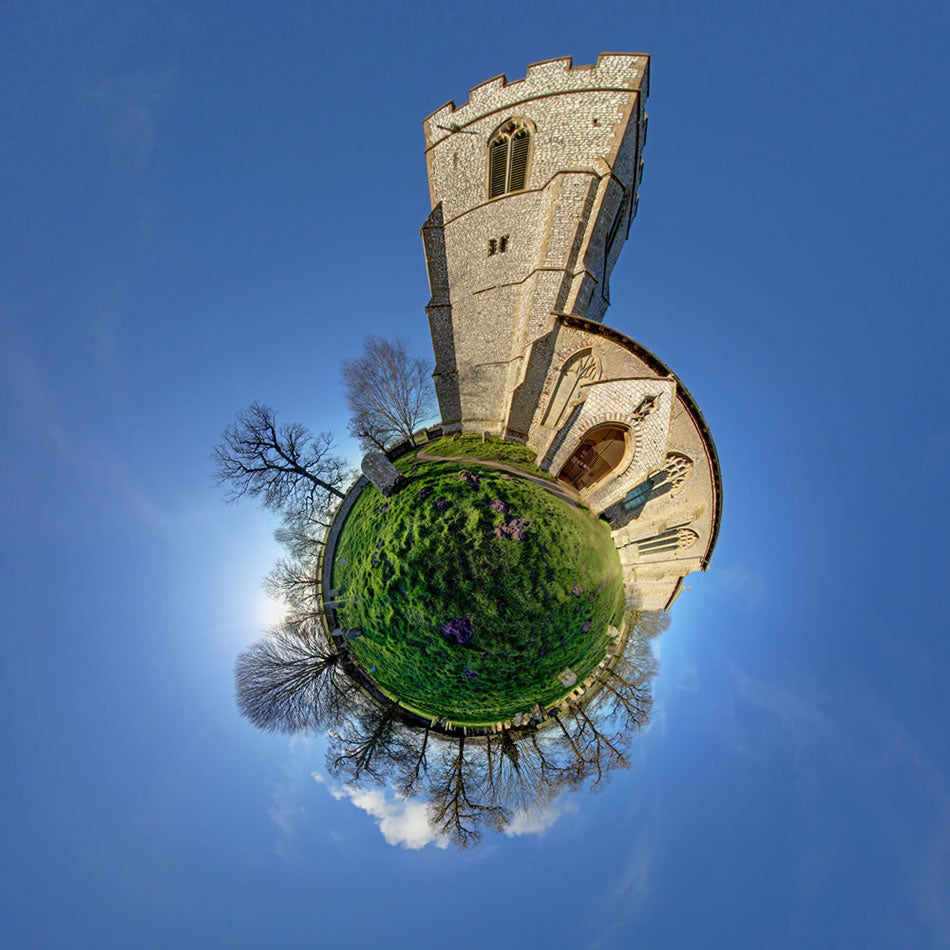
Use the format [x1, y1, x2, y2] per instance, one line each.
[488, 120, 532, 198]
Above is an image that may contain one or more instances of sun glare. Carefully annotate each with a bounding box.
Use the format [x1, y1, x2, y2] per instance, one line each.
[256, 594, 288, 629]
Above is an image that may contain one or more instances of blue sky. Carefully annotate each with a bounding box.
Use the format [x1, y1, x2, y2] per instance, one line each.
[1, 1, 948, 947]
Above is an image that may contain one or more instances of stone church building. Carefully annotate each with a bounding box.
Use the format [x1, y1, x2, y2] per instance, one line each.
[420, 53, 722, 610]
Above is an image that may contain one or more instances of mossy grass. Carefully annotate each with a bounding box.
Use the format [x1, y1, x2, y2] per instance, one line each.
[420, 434, 556, 481]
[331, 458, 624, 724]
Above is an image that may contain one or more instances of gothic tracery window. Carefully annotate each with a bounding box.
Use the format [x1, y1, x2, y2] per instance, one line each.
[620, 453, 693, 517]
[488, 120, 531, 198]
[658, 453, 693, 497]
[636, 527, 699, 557]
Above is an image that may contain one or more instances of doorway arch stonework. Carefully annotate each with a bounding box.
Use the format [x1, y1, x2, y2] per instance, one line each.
[545, 377, 676, 511]
[557, 423, 630, 490]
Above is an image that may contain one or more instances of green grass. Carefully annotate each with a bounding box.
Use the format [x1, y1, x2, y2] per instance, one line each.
[420, 434, 556, 481]
[331, 458, 624, 724]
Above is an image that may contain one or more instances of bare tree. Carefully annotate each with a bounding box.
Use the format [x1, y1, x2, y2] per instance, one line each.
[628, 609, 672, 640]
[264, 557, 321, 612]
[562, 697, 631, 789]
[395, 723, 434, 797]
[234, 623, 352, 734]
[327, 698, 409, 786]
[595, 669, 654, 729]
[483, 729, 555, 815]
[342, 337, 435, 450]
[427, 734, 508, 848]
[272, 504, 333, 562]
[213, 402, 348, 513]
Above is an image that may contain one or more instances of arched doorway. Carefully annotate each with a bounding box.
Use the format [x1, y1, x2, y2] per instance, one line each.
[558, 425, 629, 490]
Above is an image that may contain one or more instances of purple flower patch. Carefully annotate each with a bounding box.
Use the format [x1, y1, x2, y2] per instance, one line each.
[538, 647, 547, 657]
[376, 539, 384, 550]
[581, 620, 592, 633]
[463, 668, 478, 680]
[434, 499, 450, 511]
[489, 499, 508, 513]
[456, 470, 481, 489]
[417, 486, 432, 500]
[441, 617, 474, 645]
[493, 517, 530, 541]
[371, 554, 379, 567]
[589, 592, 596, 603]
[378, 504, 389, 515]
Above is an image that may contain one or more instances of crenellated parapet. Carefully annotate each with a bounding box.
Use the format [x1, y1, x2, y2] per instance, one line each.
[423, 53, 650, 149]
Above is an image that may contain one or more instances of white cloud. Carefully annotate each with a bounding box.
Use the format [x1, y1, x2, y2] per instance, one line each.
[503, 796, 578, 837]
[313, 773, 579, 849]
[313, 774, 449, 850]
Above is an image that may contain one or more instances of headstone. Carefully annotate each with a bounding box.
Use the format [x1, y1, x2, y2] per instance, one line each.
[361, 451, 404, 497]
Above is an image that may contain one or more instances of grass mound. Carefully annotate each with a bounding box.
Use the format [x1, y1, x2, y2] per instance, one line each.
[420, 434, 555, 480]
[331, 458, 624, 724]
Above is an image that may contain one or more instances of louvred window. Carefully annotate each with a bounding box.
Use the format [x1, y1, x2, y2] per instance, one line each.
[487, 121, 531, 198]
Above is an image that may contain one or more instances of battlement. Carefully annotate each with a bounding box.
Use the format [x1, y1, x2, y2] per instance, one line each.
[424, 52, 649, 149]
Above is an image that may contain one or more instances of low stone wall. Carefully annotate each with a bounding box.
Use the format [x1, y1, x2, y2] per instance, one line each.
[320, 475, 369, 631]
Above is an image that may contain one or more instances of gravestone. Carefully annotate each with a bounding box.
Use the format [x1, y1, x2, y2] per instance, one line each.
[558, 667, 578, 688]
[361, 451, 404, 497]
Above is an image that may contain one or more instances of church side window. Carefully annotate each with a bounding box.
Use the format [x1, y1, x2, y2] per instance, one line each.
[488, 121, 531, 198]
[660, 453, 693, 496]
[621, 476, 655, 513]
[636, 527, 699, 557]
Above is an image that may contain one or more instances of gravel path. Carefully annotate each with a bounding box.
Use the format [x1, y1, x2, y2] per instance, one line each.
[414, 447, 586, 510]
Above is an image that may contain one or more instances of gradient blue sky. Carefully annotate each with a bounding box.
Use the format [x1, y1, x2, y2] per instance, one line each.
[2, 2, 948, 947]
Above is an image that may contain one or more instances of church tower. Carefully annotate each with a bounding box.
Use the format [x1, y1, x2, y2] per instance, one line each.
[420, 55, 722, 610]
[422, 53, 649, 441]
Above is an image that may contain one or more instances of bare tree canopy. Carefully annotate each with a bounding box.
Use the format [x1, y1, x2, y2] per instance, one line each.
[427, 735, 508, 848]
[327, 698, 409, 786]
[272, 505, 331, 562]
[629, 609, 672, 640]
[342, 337, 436, 450]
[213, 402, 348, 512]
[235, 623, 351, 733]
